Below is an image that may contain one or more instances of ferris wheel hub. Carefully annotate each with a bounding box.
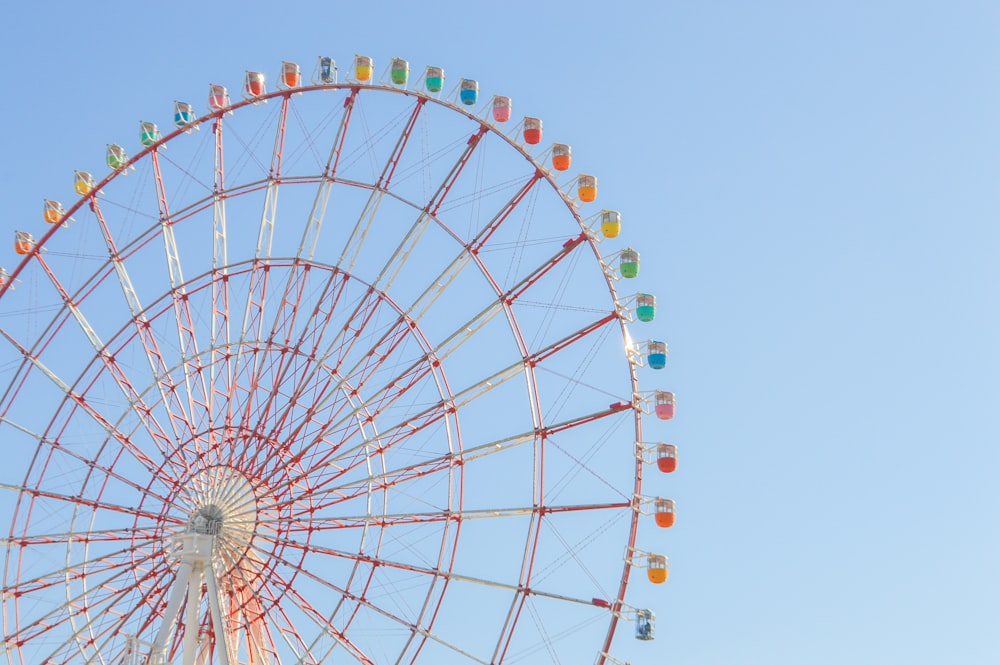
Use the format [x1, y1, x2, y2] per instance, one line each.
[184, 466, 260, 550]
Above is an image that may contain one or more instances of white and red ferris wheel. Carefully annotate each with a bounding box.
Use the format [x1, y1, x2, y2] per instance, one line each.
[0, 56, 678, 665]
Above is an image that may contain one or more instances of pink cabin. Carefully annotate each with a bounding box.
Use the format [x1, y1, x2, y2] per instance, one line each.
[654, 390, 675, 420]
[656, 443, 677, 473]
[208, 84, 230, 111]
[492, 96, 512, 123]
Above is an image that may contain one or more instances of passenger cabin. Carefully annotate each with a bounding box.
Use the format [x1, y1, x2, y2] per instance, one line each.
[425, 66, 445, 93]
[523, 117, 542, 144]
[244, 71, 266, 98]
[460, 79, 478, 106]
[647, 555, 668, 584]
[106, 144, 128, 170]
[654, 499, 675, 528]
[281, 61, 301, 88]
[492, 96, 512, 123]
[43, 199, 64, 224]
[656, 443, 677, 473]
[354, 55, 374, 82]
[620, 248, 639, 278]
[317, 56, 337, 84]
[208, 84, 230, 111]
[578, 175, 597, 203]
[140, 121, 161, 147]
[174, 101, 196, 128]
[635, 609, 655, 640]
[390, 57, 409, 85]
[14, 231, 34, 255]
[654, 390, 675, 420]
[551, 143, 571, 171]
[74, 171, 96, 196]
[635, 292, 655, 322]
[601, 210, 621, 238]
[647, 340, 667, 369]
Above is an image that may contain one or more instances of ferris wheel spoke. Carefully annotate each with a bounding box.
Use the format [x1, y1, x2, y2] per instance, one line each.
[88, 199, 204, 466]
[297, 88, 358, 260]
[237, 558, 376, 665]
[248, 540, 486, 665]
[285, 401, 630, 515]
[232, 273, 356, 470]
[12, 544, 170, 663]
[337, 96, 427, 275]
[291, 310, 620, 488]
[400, 174, 544, 328]
[26, 254, 194, 482]
[259, 532, 607, 613]
[0, 332, 194, 488]
[0, 524, 161, 547]
[224, 97, 293, 440]
[150, 150, 214, 439]
[273, 502, 631, 534]
[232, 270, 315, 450]
[209, 115, 235, 432]
[244, 286, 418, 481]
[6, 482, 182, 527]
[4, 534, 163, 613]
[370, 125, 489, 297]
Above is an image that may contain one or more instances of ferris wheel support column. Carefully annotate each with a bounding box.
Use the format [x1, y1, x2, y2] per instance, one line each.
[150, 532, 232, 665]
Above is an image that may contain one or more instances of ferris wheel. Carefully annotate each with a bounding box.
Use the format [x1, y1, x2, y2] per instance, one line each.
[0, 55, 678, 665]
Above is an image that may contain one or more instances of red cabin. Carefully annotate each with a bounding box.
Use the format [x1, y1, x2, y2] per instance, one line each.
[281, 61, 301, 88]
[245, 71, 266, 98]
[656, 443, 677, 473]
[523, 117, 542, 145]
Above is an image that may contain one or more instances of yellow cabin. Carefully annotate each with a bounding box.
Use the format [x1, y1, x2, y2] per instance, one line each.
[74, 171, 96, 196]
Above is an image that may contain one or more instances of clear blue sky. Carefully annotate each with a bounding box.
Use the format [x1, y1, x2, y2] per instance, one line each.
[0, 2, 997, 664]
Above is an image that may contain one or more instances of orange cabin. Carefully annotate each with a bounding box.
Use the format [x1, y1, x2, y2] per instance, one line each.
[656, 443, 677, 473]
[208, 84, 230, 111]
[654, 498, 675, 528]
[44, 199, 64, 224]
[551, 143, 571, 171]
[14, 231, 34, 255]
[245, 71, 266, 97]
[578, 174, 598, 203]
[523, 116, 542, 145]
[492, 96, 512, 123]
[281, 61, 301, 88]
[646, 555, 668, 584]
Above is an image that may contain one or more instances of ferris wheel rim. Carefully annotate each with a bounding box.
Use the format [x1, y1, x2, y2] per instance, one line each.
[1, 72, 650, 665]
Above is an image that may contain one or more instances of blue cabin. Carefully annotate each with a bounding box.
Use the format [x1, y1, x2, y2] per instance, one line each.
[647, 340, 667, 369]
[460, 79, 479, 106]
